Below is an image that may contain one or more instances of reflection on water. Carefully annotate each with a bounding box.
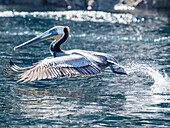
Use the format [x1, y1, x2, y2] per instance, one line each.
[1, 84, 126, 127]
[0, 6, 170, 127]
[18, 87, 100, 120]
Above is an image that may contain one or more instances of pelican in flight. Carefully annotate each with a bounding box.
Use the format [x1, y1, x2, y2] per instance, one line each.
[4, 26, 127, 83]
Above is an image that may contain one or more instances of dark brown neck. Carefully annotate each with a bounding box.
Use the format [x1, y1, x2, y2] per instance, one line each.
[50, 27, 69, 55]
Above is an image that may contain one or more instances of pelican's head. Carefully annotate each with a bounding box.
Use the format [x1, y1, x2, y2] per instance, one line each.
[14, 26, 70, 50]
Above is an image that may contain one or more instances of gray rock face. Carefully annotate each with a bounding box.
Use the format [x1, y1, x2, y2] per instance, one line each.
[97, 0, 119, 10]
[117, 0, 170, 9]
[0, 0, 169, 10]
[46, 0, 68, 7]
[69, 0, 87, 9]
[2, 0, 44, 5]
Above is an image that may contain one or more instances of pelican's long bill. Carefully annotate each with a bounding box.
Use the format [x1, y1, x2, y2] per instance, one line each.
[14, 26, 69, 50]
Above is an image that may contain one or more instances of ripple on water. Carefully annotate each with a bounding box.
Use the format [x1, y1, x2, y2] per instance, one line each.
[0, 10, 153, 24]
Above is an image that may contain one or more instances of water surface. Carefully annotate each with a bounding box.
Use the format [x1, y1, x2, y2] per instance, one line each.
[0, 6, 170, 127]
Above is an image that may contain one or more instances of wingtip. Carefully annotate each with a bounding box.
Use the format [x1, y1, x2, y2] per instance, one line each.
[4, 68, 8, 74]
[9, 58, 14, 66]
[4, 68, 17, 76]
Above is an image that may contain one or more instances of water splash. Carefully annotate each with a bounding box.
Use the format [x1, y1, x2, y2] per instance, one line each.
[125, 63, 170, 94]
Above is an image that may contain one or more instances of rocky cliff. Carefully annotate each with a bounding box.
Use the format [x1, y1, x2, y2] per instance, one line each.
[0, 0, 169, 10]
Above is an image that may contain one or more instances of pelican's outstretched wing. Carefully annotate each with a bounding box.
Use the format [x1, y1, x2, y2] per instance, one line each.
[6, 55, 101, 83]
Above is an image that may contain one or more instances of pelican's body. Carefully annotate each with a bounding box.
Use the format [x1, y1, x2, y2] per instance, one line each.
[5, 26, 127, 82]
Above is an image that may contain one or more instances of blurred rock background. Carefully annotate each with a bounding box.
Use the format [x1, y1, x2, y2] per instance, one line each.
[0, 0, 169, 10]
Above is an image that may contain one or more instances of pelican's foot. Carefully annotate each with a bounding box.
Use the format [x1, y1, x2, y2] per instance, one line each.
[113, 67, 127, 75]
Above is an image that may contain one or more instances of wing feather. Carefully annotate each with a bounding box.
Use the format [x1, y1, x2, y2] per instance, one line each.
[9, 58, 34, 72]
[15, 54, 101, 82]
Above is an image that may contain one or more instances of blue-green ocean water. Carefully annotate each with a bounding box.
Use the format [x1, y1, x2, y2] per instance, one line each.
[0, 5, 170, 127]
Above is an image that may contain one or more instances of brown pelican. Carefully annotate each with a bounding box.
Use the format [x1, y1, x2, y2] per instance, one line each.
[4, 26, 127, 83]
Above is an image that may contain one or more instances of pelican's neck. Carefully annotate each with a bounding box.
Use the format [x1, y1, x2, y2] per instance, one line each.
[50, 27, 69, 57]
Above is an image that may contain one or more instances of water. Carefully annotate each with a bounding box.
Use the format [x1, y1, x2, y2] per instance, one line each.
[0, 5, 170, 127]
